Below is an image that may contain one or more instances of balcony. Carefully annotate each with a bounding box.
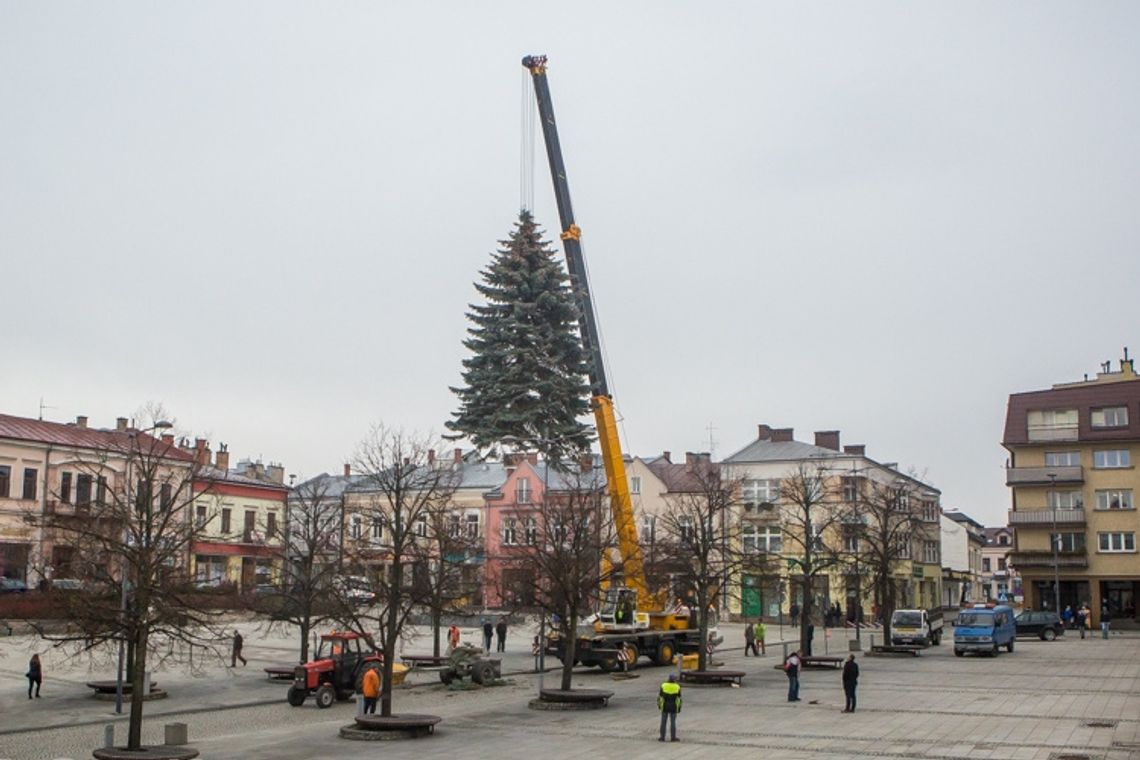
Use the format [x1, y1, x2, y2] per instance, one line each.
[1005, 466, 1083, 487]
[1027, 424, 1079, 442]
[1009, 550, 1088, 569]
[1008, 508, 1085, 526]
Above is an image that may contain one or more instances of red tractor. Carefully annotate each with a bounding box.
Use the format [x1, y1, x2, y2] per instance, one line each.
[287, 631, 382, 708]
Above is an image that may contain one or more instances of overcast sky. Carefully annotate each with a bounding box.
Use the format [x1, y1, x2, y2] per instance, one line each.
[3, 2, 1138, 526]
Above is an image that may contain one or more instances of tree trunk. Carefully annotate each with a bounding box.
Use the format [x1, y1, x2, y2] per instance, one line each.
[560, 611, 577, 691]
[431, 607, 442, 658]
[127, 625, 149, 750]
[299, 616, 310, 663]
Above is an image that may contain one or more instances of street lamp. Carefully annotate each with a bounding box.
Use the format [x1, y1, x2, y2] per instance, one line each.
[1047, 472, 1060, 615]
[114, 420, 172, 715]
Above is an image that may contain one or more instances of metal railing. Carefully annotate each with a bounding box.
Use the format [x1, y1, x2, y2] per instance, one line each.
[1007, 508, 1085, 525]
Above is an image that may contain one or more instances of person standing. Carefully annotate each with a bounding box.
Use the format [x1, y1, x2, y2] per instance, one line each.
[361, 665, 381, 714]
[744, 620, 757, 656]
[447, 624, 461, 654]
[784, 650, 801, 702]
[495, 617, 508, 653]
[26, 654, 42, 699]
[842, 654, 859, 713]
[1062, 605, 1074, 630]
[1077, 603, 1090, 639]
[482, 618, 493, 653]
[657, 673, 682, 742]
[1101, 605, 1112, 639]
[754, 620, 767, 656]
[805, 622, 815, 657]
[231, 630, 247, 667]
[790, 602, 800, 628]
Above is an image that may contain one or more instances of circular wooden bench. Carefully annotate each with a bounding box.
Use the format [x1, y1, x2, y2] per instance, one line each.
[263, 665, 296, 680]
[679, 669, 745, 686]
[93, 747, 198, 760]
[86, 680, 166, 701]
[529, 688, 614, 711]
[339, 714, 442, 741]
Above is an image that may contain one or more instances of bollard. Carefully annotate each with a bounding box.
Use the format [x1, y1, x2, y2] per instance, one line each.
[356, 694, 364, 717]
[164, 722, 188, 746]
[104, 724, 115, 748]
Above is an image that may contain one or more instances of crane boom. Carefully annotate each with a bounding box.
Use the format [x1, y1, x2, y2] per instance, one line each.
[522, 54, 648, 608]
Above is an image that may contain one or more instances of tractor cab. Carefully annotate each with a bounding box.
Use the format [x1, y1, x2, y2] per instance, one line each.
[288, 631, 382, 708]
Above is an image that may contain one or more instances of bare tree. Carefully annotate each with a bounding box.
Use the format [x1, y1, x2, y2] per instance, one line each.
[338, 426, 459, 717]
[778, 463, 846, 654]
[855, 476, 927, 641]
[26, 414, 222, 751]
[412, 491, 483, 657]
[653, 458, 743, 669]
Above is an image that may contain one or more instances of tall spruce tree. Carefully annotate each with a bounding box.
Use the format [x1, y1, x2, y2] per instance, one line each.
[449, 210, 592, 456]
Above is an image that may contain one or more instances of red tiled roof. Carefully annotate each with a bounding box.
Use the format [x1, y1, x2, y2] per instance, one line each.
[0, 413, 194, 461]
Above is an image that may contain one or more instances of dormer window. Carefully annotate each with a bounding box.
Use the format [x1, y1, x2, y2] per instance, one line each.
[516, 478, 531, 504]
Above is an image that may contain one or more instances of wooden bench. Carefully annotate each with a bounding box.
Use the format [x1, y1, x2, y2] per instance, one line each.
[401, 654, 449, 670]
[264, 665, 296, 680]
[680, 669, 744, 686]
[801, 655, 843, 669]
[870, 644, 922, 656]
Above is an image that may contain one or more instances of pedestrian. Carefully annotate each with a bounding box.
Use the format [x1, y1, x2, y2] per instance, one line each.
[754, 620, 766, 656]
[26, 654, 42, 699]
[1101, 605, 1112, 639]
[784, 650, 801, 702]
[842, 654, 859, 712]
[361, 666, 380, 714]
[1077, 603, 1090, 639]
[447, 624, 460, 654]
[744, 619, 757, 656]
[231, 630, 247, 667]
[482, 618, 493, 653]
[790, 602, 800, 628]
[1061, 605, 1074, 629]
[657, 672, 682, 742]
[495, 617, 508, 652]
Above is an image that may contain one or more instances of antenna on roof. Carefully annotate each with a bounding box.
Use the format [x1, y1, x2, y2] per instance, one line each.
[38, 397, 56, 421]
[704, 422, 718, 459]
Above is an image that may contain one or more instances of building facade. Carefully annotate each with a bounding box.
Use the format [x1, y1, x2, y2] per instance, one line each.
[941, 511, 986, 608]
[980, 526, 1019, 604]
[1003, 352, 1140, 625]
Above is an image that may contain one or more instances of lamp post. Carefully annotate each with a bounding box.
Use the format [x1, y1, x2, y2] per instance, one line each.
[114, 421, 172, 715]
[1047, 472, 1060, 614]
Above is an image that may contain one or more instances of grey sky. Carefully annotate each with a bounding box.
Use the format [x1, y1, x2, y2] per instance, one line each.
[3, 3, 1138, 526]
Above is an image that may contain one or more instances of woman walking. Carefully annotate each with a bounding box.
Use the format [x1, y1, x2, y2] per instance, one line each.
[27, 654, 42, 699]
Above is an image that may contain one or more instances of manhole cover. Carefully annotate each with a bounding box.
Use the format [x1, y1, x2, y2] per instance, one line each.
[1051, 754, 1094, 760]
[1083, 720, 1118, 728]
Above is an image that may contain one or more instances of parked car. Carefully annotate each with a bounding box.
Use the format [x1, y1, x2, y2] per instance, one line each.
[1015, 610, 1065, 641]
[333, 576, 375, 605]
[0, 578, 28, 594]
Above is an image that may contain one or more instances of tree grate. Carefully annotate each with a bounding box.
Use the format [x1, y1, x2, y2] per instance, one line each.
[1082, 720, 1118, 728]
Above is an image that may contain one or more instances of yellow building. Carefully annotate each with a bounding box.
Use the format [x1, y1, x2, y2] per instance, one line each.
[1003, 353, 1140, 626]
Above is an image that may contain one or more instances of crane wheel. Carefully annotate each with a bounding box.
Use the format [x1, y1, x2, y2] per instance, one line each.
[622, 643, 639, 669]
[657, 642, 675, 666]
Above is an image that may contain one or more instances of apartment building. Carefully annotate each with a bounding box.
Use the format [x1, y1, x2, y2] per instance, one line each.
[941, 511, 986, 608]
[1003, 352, 1140, 625]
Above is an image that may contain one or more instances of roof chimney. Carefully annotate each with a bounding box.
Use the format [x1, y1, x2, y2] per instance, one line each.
[116, 417, 128, 432]
[76, 415, 88, 429]
[771, 428, 794, 443]
[814, 431, 840, 451]
[527, 452, 538, 465]
[661, 451, 671, 463]
[579, 454, 593, 472]
[215, 446, 230, 472]
[266, 463, 284, 484]
[343, 463, 351, 477]
[843, 444, 866, 456]
[757, 424, 772, 441]
[685, 452, 698, 465]
[193, 439, 211, 467]
[454, 448, 464, 464]
[161, 433, 175, 447]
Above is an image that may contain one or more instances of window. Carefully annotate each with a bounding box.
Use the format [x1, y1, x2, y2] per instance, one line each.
[922, 501, 941, 522]
[741, 479, 780, 505]
[448, 513, 460, 538]
[502, 517, 518, 545]
[1091, 406, 1129, 429]
[516, 478, 531, 504]
[630, 476, 641, 495]
[1045, 451, 1080, 467]
[465, 512, 479, 538]
[896, 537, 912, 559]
[1027, 409, 1078, 441]
[679, 515, 695, 543]
[221, 507, 232, 534]
[96, 476, 106, 505]
[414, 513, 427, 538]
[1096, 489, 1134, 510]
[809, 523, 824, 552]
[524, 517, 538, 546]
[759, 526, 782, 553]
[60, 472, 72, 503]
[349, 513, 362, 539]
[1047, 490, 1083, 509]
[243, 510, 256, 542]
[159, 483, 173, 511]
[372, 517, 384, 542]
[266, 511, 277, 537]
[550, 519, 567, 545]
[1051, 532, 1085, 552]
[982, 558, 991, 572]
[843, 529, 859, 553]
[1094, 449, 1131, 469]
[0, 466, 10, 498]
[1098, 532, 1136, 553]
[998, 534, 1009, 546]
[640, 515, 656, 543]
[195, 504, 207, 528]
[923, 540, 939, 564]
[997, 557, 1006, 571]
[742, 524, 758, 553]
[841, 477, 859, 503]
[895, 490, 910, 511]
[21, 468, 36, 500]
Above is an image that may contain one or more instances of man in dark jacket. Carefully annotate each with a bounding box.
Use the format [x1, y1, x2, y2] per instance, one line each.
[482, 619, 493, 653]
[842, 653, 859, 712]
[785, 650, 801, 702]
[495, 618, 507, 652]
[657, 673, 682, 742]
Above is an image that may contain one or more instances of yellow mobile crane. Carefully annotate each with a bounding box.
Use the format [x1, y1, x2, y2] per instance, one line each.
[523, 54, 702, 669]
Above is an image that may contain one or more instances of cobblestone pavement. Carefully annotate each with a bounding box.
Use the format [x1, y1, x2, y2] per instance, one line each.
[2, 622, 1138, 760]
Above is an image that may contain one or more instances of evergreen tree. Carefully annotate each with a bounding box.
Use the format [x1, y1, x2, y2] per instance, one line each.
[448, 210, 592, 457]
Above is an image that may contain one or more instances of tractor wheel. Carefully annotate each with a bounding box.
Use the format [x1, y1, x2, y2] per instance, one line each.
[286, 687, 307, 707]
[657, 641, 676, 666]
[315, 683, 336, 709]
[622, 643, 639, 670]
[439, 670, 455, 685]
[597, 653, 620, 672]
[473, 662, 496, 685]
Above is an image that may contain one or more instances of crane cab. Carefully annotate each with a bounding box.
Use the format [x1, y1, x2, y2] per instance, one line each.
[597, 588, 650, 632]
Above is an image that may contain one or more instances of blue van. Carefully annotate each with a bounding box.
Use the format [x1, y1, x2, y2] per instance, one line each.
[954, 604, 1016, 657]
